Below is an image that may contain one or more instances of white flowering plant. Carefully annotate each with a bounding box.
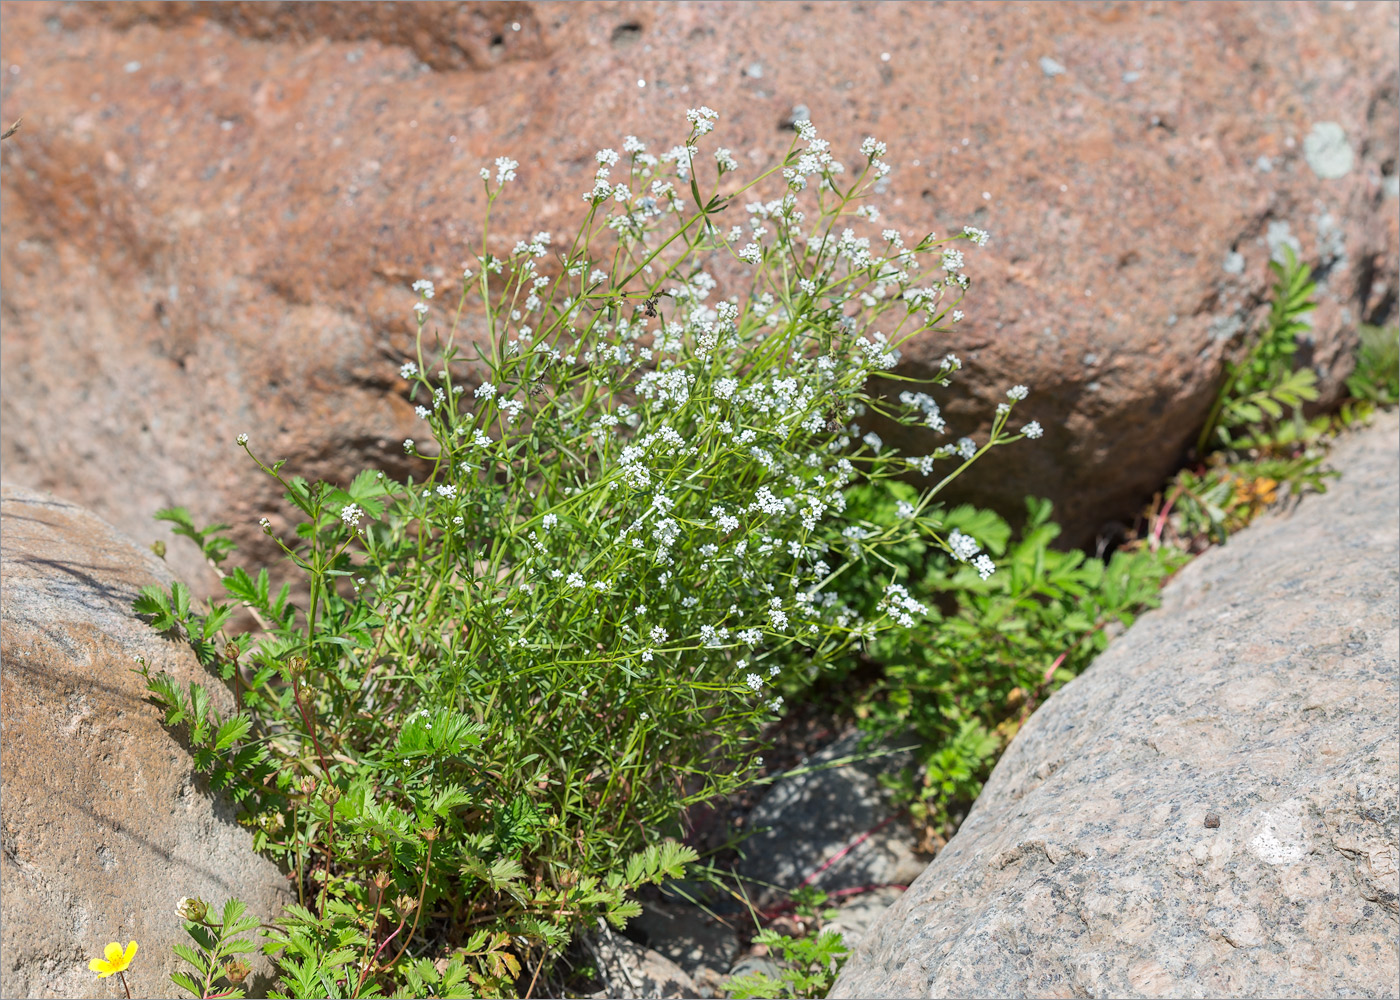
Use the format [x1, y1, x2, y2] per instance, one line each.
[136, 109, 1037, 998]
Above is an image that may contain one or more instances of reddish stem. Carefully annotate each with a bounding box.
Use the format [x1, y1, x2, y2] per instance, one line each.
[1151, 483, 1184, 551]
[755, 812, 911, 921]
[758, 883, 910, 922]
[797, 812, 902, 891]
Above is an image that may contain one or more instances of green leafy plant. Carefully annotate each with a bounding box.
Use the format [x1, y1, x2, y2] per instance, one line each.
[1346, 322, 1400, 406]
[137, 109, 1033, 997]
[724, 927, 848, 1000]
[171, 897, 261, 999]
[1160, 253, 1397, 551]
[837, 487, 1183, 838]
[1196, 245, 1320, 456]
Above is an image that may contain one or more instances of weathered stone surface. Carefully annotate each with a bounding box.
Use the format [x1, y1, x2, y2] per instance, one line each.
[831, 410, 1400, 999]
[0, 485, 291, 1000]
[738, 732, 927, 907]
[0, 2, 1395, 586]
[629, 899, 739, 998]
[586, 927, 699, 1000]
[824, 885, 904, 953]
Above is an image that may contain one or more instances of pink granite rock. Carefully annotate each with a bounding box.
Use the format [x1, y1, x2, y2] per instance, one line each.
[0, 1, 1395, 594]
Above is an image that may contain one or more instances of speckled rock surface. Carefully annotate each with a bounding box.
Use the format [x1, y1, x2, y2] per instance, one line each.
[0, 485, 291, 1000]
[586, 928, 699, 1000]
[0, 2, 1395, 591]
[831, 410, 1400, 999]
[737, 731, 928, 908]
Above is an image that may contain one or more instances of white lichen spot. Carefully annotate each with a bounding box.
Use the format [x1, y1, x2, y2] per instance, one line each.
[1248, 799, 1309, 864]
[1302, 122, 1354, 180]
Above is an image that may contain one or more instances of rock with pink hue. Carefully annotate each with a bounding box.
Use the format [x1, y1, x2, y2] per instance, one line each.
[0, 1, 1396, 590]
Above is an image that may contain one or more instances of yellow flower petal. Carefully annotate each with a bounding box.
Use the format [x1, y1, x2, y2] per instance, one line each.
[104, 942, 124, 964]
[122, 941, 138, 966]
[89, 958, 114, 977]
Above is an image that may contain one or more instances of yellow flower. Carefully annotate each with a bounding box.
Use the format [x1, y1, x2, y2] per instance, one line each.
[89, 940, 138, 978]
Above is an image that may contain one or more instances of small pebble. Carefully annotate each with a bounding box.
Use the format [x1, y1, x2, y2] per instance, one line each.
[1204, 813, 1221, 829]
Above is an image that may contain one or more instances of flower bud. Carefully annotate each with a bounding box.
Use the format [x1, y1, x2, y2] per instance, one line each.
[176, 896, 208, 922]
[224, 959, 251, 986]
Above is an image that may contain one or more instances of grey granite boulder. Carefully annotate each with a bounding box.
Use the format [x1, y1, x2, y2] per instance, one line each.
[832, 411, 1400, 999]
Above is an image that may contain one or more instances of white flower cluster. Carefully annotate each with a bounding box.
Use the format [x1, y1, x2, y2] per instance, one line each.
[948, 529, 997, 580]
[386, 106, 1036, 723]
[877, 582, 927, 628]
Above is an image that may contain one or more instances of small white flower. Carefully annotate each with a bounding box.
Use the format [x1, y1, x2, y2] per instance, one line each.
[258, 517, 271, 532]
[974, 554, 997, 580]
[412, 279, 435, 299]
[415, 405, 430, 419]
[962, 225, 991, 247]
[566, 572, 585, 588]
[1007, 385, 1029, 401]
[650, 625, 669, 643]
[542, 513, 558, 530]
[436, 484, 456, 498]
[1024, 420, 1044, 439]
[400, 361, 418, 379]
[236, 433, 248, 446]
[474, 382, 497, 400]
[738, 243, 762, 264]
[745, 672, 763, 692]
[686, 106, 719, 135]
[413, 301, 429, 319]
[340, 504, 363, 527]
[403, 438, 415, 452]
[948, 529, 981, 562]
[495, 156, 518, 184]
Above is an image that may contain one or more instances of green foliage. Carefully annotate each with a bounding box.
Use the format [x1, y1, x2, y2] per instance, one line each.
[841, 488, 1183, 831]
[170, 898, 261, 999]
[1196, 246, 1320, 455]
[140, 111, 1025, 998]
[1167, 252, 1393, 549]
[157, 506, 238, 568]
[1346, 323, 1400, 405]
[723, 926, 849, 1000]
